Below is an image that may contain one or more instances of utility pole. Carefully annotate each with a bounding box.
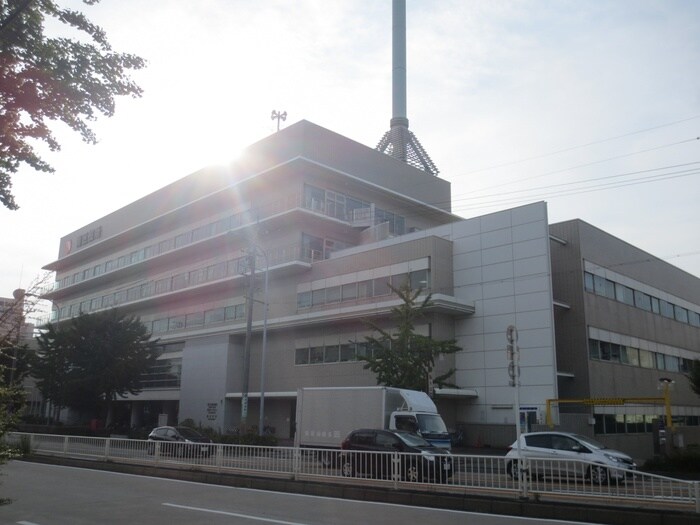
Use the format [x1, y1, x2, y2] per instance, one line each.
[240, 251, 256, 429]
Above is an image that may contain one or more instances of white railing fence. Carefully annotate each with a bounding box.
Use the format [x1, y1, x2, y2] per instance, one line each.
[5, 432, 699, 514]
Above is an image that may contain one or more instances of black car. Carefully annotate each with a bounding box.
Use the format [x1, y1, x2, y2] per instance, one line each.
[340, 429, 452, 482]
[147, 426, 213, 457]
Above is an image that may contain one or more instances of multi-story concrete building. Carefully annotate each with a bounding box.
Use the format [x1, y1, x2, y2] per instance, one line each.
[549, 220, 700, 458]
[40, 120, 700, 459]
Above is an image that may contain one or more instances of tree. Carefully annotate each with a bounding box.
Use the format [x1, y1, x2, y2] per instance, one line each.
[358, 282, 460, 394]
[688, 359, 700, 397]
[32, 309, 158, 422]
[0, 0, 145, 210]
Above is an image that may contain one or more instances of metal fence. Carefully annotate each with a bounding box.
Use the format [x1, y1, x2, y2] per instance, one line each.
[6, 432, 699, 513]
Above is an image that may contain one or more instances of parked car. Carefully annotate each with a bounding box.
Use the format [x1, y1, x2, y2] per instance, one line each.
[505, 431, 636, 484]
[147, 426, 213, 457]
[340, 429, 452, 482]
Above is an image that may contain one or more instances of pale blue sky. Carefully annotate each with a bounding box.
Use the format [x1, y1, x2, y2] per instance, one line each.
[3, 0, 699, 301]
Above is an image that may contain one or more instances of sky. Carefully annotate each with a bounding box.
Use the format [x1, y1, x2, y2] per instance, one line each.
[3, 0, 700, 306]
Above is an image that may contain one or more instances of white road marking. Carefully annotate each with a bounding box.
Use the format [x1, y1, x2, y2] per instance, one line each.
[163, 502, 310, 524]
[18, 521, 42, 525]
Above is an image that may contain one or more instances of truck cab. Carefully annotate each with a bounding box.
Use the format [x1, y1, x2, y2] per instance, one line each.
[391, 412, 451, 450]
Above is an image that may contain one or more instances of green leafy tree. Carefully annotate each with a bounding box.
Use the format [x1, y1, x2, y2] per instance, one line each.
[0, 0, 145, 210]
[688, 359, 700, 397]
[0, 361, 24, 505]
[358, 283, 460, 393]
[32, 309, 158, 422]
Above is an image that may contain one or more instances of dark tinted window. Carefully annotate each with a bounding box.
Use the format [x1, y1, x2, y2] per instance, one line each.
[525, 434, 552, 448]
[350, 431, 374, 446]
[375, 431, 399, 448]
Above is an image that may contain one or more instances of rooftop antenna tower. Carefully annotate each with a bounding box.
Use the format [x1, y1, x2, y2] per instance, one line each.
[376, 0, 439, 176]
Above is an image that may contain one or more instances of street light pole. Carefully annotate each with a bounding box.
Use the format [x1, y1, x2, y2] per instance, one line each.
[240, 252, 256, 429]
[256, 248, 269, 437]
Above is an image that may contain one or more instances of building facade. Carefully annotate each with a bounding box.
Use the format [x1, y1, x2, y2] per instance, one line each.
[40, 121, 699, 459]
[549, 220, 700, 458]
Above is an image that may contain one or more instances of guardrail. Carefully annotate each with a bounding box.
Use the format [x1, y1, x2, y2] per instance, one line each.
[5, 432, 699, 513]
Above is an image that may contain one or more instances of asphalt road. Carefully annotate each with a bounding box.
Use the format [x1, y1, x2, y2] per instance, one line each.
[0, 461, 602, 525]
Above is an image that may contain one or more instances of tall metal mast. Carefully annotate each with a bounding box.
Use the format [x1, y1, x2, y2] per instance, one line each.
[376, 0, 439, 176]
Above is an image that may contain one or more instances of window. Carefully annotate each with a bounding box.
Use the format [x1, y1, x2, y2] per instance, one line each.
[410, 269, 430, 290]
[588, 339, 600, 359]
[205, 308, 225, 324]
[117, 255, 128, 268]
[326, 286, 341, 304]
[155, 278, 172, 294]
[174, 231, 192, 248]
[158, 238, 174, 254]
[168, 316, 186, 330]
[634, 290, 652, 311]
[214, 216, 231, 234]
[207, 262, 227, 281]
[599, 341, 611, 361]
[192, 223, 213, 242]
[639, 349, 655, 369]
[186, 312, 204, 327]
[665, 355, 680, 373]
[324, 345, 339, 363]
[172, 272, 189, 290]
[140, 283, 152, 298]
[304, 184, 325, 211]
[90, 297, 101, 311]
[152, 318, 169, 333]
[690, 311, 700, 327]
[651, 297, 660, 314]
[311, 289, 325, 306]
[660, 300, 675, 319]
[341, 283, 357, 301]
[609, 343, 621, 362]
[114, 290, 127, 304]
[340, 343, 355, 362]
[189, 268, 207, 286]
[373, 277, 390, 296]
[674, 305, 689, 324]
[93, 264, 104, 277]
[584, 272, 594, 292]
[358, 280, 373, 298]
[655, 353, 665, 370]
[625, 347, 640, 366]
[127, 286, 140, 302]
[130, 250, 144, 263]
[295, 348, 310, 365]
[310, 346, 324, 364]
[102, 294, 114, 308]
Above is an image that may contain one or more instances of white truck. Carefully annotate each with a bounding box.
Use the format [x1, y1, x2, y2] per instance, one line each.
[294, 386, 451, 452]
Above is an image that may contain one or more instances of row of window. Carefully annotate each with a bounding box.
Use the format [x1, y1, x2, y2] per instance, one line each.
[54, 256, 253, 321]
[594, 414, 699, 435]
[304, 184, 406, 235]
[588, 338, 693, 373]
[60, 183, 403, 292]
[295, 341, 376, 365]
[584, 271, 700, 327]
[150, 303, 247, 334]
[297, 269, 430, 309]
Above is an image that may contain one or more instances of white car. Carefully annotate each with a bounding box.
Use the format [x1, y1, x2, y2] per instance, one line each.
[505, 432, 636, 484]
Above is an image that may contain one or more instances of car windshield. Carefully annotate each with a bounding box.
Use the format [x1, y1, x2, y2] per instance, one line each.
[396, 432, 432, 448]
[177, 427, 204, 439]
[416, 414, 447, 433]
[571, 434, 607, 450]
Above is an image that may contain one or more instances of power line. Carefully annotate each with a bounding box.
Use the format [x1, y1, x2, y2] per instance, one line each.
[464, 115, 700, 175]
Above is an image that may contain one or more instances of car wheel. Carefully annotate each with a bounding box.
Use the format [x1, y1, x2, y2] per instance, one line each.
[403, 463, 420, 482]
[341, 459, 355, 477]
[587, 465, 609, 485]
[506, 460, 519, 479]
